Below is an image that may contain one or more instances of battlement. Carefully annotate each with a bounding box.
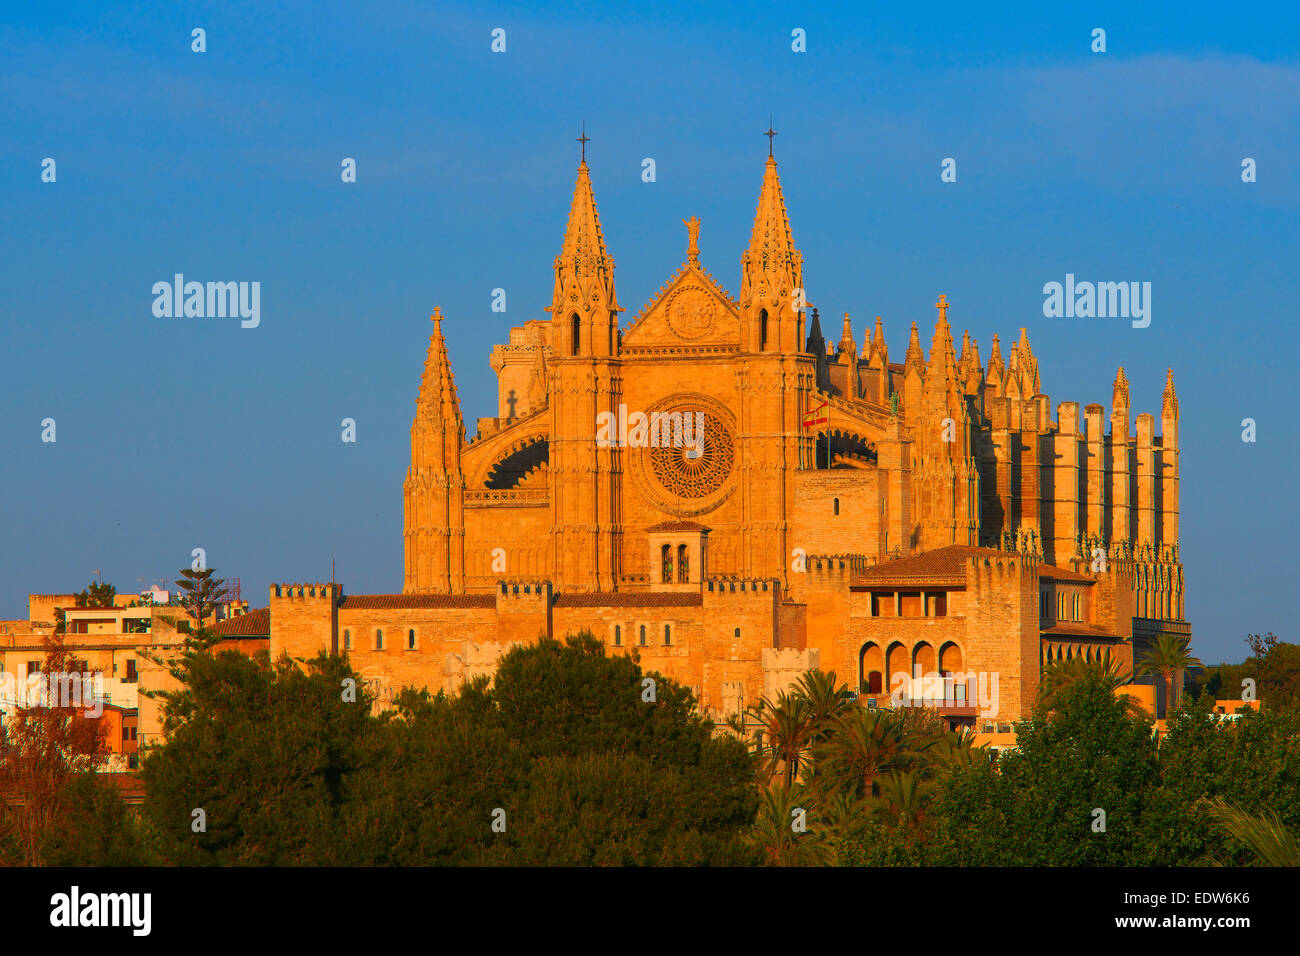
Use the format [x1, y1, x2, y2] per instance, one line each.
[966, 551, 1039, 589]
[762, 646, 818, 670]
[704, 577, 778, 595]
[495, 580, 553, 600]
[803, 554, 868, 572]
[271, 583, 341, 602]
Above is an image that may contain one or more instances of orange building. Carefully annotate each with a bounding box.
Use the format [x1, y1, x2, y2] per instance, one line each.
[261, 142, 1189, 728]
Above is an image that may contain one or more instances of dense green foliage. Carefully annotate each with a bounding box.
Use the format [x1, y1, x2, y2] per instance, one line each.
[135, 632, 757, 865]
[16, 630, 1300, 867]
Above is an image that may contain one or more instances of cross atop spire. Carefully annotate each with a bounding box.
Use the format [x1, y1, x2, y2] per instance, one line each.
[764, 116, 778, 157]
[577, 122, 590, 163]
[936, 294, 949, 324]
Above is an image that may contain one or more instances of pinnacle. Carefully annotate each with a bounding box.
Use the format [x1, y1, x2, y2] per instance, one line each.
[742, 152, 801, 299]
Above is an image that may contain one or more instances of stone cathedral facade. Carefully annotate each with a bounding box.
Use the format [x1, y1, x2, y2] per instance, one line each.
[269, 146, 1187, 726]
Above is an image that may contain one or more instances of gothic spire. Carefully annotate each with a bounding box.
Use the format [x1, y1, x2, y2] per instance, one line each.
[1162, 367, 1179, 419]
[904, 320, 924, 374]
[549, 151, 621, 354]
[415, 308, 463, 435]
[838, 311, 856, 358]
[740, 155, 803, 311]
[927, 294, 959, 383]
[1113, 366, 1130, 411]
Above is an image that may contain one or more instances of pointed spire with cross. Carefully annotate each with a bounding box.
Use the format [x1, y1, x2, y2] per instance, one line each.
[764, 116, 778, 157]
[577, 122, 590, 163]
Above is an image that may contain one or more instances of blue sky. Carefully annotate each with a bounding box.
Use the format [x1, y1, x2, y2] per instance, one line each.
[1, 1, 1296, 663]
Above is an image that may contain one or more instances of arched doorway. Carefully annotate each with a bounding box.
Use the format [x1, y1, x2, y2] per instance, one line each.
[859, 642, 884, 695]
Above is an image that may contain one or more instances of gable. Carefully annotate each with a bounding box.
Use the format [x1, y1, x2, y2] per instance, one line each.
[621, 264, 741, 353]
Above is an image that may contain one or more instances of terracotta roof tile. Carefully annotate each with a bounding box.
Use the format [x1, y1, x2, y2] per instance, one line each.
[209, 607, 271, 637]
[1040, 623, 1122, 639]
[852, 545, 1005, 586]
[339, 594, 495, 610]
[554, 592, 703, 607]
[645, 520, 711, 533]
[1039, 564, 1096, 584]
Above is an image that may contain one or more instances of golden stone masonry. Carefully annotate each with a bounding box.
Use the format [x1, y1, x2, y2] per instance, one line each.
[264, 145, 1185, 728]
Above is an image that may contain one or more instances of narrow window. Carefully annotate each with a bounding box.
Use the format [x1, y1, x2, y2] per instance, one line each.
[407, 628, 416, 650]
[759, 309, 768, 351]
[375, 629, 384, 650]
[664, 624, 672, 645]
[571, 313, 580, 355]
[639, 625, 647, 646]
[833, 497, 840, 515]
[661, 544, 673, 583]
[677, 544, 688, 583]
[614, 625, 622, 646]
[734, 627, 741, 638]
[343, 629, 351, 650]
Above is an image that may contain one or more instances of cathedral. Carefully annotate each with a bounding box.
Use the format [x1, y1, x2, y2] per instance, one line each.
[268, 140, 1188, 728]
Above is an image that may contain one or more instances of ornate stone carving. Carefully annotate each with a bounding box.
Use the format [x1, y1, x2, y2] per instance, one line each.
[665, 285, 719, 341]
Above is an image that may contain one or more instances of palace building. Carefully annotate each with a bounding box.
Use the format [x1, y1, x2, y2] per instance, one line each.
[267, 142, 1188, 727]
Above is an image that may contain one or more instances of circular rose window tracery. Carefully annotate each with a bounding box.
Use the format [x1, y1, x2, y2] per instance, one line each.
[648, 412, 733, 498]
[634, 395, 736, 516]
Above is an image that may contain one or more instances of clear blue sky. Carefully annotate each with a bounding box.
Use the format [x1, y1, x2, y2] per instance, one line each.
[2, 1, 1296, 664]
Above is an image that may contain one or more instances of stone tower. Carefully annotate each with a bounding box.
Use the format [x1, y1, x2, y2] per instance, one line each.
[910, 296, 980, 551]
[404, 308, 466, 593]
[545, 156, 624, 590]
[735, 150, 816, 582]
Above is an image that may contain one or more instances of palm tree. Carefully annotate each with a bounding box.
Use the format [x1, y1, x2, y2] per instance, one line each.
[1201, 798, 1300, 867]
[1137, 634, 1203, 716]
[1039, 651, 1144, 716]
[791, 669, 852, 735]
[926, 727, 988, 772]
[751, 691, 816, 789]
[749, 784, 831, 866]
[816, 706, 931, 801]
[872, 769, 938, 842]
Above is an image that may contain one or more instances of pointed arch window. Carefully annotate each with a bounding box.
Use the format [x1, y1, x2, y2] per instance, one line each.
[677, 544, 689, 583]
[661, 544, 673, 583]
[571, 313, 581, 355]
[759, 309, 769, 351]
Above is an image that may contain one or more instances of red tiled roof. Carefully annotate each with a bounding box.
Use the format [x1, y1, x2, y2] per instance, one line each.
[554, 592, 703, 607]
[852, 545, 1005, 586]
[209, 607, 271, 637]
[1039, 564, 1096, 584]
[1040, 623, 1122, 640]
[339, 594, 495, 610]
[645, 520, 711, 533]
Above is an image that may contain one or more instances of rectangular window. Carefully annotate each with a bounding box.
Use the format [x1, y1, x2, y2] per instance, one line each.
[125, 659, 138, 682]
